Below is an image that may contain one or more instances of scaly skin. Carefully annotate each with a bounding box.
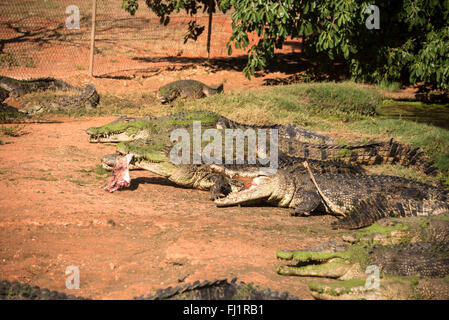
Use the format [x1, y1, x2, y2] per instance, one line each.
[0, 280, 85, 300]
[0, 76, 99, 123]
[86, 111, 438, 176]
[213, 167, 449, 228]
[0, 278, 296, 300]
[101, 138, 363, 199]
[86, 110, 333, 143]
[158, 80, 223, 103]
[276, 216, 449, 300]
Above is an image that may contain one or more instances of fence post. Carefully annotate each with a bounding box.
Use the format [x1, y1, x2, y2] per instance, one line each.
[206, 0, 213, 60]
[89, 0, 97, 77]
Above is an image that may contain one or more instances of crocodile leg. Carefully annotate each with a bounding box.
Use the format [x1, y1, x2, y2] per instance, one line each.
[292, 191, 322, 216]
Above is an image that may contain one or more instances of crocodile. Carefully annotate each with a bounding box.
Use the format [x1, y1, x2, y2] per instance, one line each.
[212, 165, 449, 229]
[158, 80, 223, 103]
[86, 110, 333, 144]
[0, 76, 99, 123]
[86, 111, 438, 176]
[276, 216, 449, 299]
[102, 138, 364, 198]
[0, 278, 296, 300]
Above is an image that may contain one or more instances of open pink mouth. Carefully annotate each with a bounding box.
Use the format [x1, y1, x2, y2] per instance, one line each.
[104, 154, 133, 193]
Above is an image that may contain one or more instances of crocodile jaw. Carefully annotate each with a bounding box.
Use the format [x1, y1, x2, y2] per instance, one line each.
[276, 250, 353, 279]
[213, 175, 275, 207]
[88, 130, 150, 143]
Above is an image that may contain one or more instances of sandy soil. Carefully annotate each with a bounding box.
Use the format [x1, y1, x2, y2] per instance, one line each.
[0, 117, 347, 299]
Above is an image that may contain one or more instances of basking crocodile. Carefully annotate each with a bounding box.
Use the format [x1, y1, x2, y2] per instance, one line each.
[0, 278, 296, 300]
[158, 80, 223, 103]
[86, 111, 438, 176]
[0, 76, 99, 122]
[276, 216, 449, 299]
[86, 110, 333, 144]
[213, 165, 449, 229]
[102, 138, 364, 198]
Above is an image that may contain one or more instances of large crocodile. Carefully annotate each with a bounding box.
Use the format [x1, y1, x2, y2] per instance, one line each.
[86, 110, 333, 144]
[86, 111, 438, 176]
[158, 80, 223, 103]
[102, 138, 364, 197]
[212, 165, 449, 229]
[276, 216, 449, 299]
[0, 76, 99, 123]
[0, 278, 296, 300]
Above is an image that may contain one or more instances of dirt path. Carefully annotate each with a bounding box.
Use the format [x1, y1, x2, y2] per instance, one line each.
[0, 117, 348, 299]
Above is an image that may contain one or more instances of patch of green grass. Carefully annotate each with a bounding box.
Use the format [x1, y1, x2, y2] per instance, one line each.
[0, 53, 19, 67]
[75, 64, 85, 70]
[0, 53, 34, 68]
[191, 81, 383, 124]
[0, 124, 27, 137]
[23, 57, 34, 68]
[378, 80, 401, 92]
[69, 179, 90, 186]
[78, 165, 109, 176]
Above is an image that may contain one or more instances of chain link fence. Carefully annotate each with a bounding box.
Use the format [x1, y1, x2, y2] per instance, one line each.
[0, 0, 236, 79]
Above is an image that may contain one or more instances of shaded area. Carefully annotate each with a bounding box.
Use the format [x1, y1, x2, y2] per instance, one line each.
[377, 101, 449, 129]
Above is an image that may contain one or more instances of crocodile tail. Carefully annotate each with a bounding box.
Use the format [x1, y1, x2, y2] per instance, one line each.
[332, 193, 449, 230]
[287, 139, 439, 176]
[331, 195, 394, 229]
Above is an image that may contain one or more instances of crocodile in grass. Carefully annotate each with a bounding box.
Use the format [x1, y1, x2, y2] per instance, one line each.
[212, 165, 449, 229]
[0, 76, 99, 123]
[276, 216, 449, 299]
[158, 80, 224, 104]
[0, 278, 296, 300]
[86, 111, 438, 176]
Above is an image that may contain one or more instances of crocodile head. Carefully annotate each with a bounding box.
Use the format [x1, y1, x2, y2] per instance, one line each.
[86, 119, 156, 143]
[277, 216, 449, 299]
[211, 165, 319, 211]
[202, 83, 224, 97]
[87, 111, 222, 143]
[211, 164, 283, 207]
[102, 139, 234, 192]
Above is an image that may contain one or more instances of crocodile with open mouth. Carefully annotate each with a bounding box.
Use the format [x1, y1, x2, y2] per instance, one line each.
[157, 80, 224, 103]
[102, 138, 363, 198]
[86, 110, 333, 144]
[0, 76, 99, 123]
[276, 216, 449, 299]
[212, 165, 449, 229]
